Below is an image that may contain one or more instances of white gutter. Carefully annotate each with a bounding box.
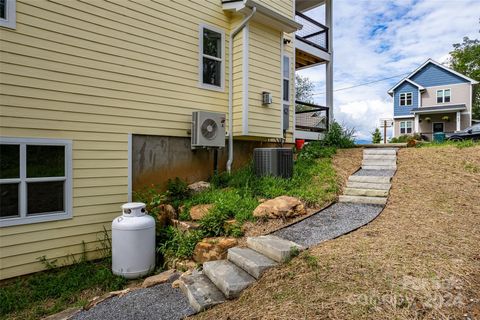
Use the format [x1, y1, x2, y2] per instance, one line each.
[227, 6, 257, 173]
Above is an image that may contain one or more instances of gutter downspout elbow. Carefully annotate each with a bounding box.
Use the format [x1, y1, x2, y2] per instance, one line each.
[227, 6, 257, 174]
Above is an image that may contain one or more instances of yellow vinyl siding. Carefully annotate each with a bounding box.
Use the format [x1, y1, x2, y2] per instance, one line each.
[256, 0, 294, 18]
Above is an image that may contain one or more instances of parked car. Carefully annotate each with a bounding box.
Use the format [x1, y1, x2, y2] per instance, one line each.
[446, 124, 480, 141]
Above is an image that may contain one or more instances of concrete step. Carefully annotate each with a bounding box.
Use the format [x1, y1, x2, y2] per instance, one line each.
[246, 235, 304, 263]
[348, 175, 391, 184]
[363, 149, 397, 155]
[344, 188, 389, 197]
[228, 247, 278, 279]
[362, 165, 397, 170]
[362, 159, 396, 166]
[346, 181, 391, 190]
[339, 195, 387, 205]
[203, 260, 256, 299]
[363, 154, 397, 161]
[180, 273, 226, 312]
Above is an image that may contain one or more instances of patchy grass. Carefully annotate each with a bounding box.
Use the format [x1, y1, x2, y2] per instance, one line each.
[417, 139, 480, 149]
[0, 259, 127, 320]
[194, 145, 480, 320]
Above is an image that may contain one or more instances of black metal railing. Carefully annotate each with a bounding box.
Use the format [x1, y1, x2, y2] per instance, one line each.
[295, 100, 329, 132]
[295, 11, 329, 52]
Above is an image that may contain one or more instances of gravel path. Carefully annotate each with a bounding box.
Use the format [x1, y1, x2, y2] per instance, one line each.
[72, 281, 194, 320]
[273, 203, 384, 247]
[353, 169, 396, 177]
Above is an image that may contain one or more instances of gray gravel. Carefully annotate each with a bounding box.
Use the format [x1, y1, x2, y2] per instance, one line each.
[353, 169, 396, 177]
[72, 281, 195, 320]
[273, 203, 384, 247]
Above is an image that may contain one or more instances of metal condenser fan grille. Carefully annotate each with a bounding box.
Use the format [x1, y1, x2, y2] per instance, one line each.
[201, 118, 218, 140]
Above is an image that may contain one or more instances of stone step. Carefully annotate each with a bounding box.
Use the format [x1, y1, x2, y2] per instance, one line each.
[203, 260, 256, 299]
[362, 165, 397, 170]
[227, 247, 278, 279]
[344, 188, 389, 197]
[346, 181, 391, 190]
[362, 159, 396, 166]
[363, 154, 397, 161]
[179, 273, 226, 312]
[348, 175, 391, 184]
[339, 195, 387, 205]
[363, 149, 397, 155]
[246, 235, 304, 263]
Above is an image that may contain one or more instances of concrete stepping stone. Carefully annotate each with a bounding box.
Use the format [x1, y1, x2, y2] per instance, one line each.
[228, 247, 278, 279]
[180, 273, 226, 312]
[363, 149, 397, 155]
[203, 260, 255, 299]
[246, 235, 304, 262]
[362, 165, 397, 170]
[339, 195, 387, 205]
[344, 188, 389, 197]
[348, 175, 391, 184]
[363, 154, 397, 160]
[346, 181, 391, 190]
[362, 159, 396, 166]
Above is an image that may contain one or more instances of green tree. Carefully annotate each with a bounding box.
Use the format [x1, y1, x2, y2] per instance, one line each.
[371, 128, 382, 144]
[449, 34, 480, 119]
[295, 74, 316, 112]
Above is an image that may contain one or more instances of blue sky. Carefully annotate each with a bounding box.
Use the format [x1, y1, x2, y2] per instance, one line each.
[298, 0, 480, 141]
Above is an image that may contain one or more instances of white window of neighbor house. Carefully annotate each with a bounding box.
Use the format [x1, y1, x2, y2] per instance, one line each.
[399, 92, 412, 106]
[283, 55, 290, 102]
[400, 121, 413, 134]
[0, 137, 73, 227]
[436, 89, 451, 103]
[0, 0, 16, 29]
[199, 24, 225, 91]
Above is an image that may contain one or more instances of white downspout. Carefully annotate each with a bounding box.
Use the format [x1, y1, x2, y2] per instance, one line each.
[227, 6, 257, 174]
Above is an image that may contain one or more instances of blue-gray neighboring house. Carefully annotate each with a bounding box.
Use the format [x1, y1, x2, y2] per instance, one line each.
[388, 59, 478, 140]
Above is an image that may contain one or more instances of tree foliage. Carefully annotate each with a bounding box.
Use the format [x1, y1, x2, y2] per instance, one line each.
[371, 128, 382, 144]
[295, 74, 315, 103]
[449, 33, 480, 119]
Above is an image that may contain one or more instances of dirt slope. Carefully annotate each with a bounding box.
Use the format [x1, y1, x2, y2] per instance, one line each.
[194, 146, 480, 319]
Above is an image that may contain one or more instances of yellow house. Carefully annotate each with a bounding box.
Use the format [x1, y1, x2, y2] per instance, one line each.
[0, 0, 333, 279]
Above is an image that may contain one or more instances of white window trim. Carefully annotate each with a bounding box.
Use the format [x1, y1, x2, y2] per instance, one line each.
[400, 120, 413, 134]
[282, 55, 290, 103]
[399, 92, 413, 106]
[0, 137, 73, 227]
[0, 0, 16, 29]
[198, 23, 225, 92]
[436, 88, 451, 104]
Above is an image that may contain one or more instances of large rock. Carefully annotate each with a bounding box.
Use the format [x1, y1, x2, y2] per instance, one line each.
[172, 219, 200, 232]
[188, 181, 211, 194]
[253, 196, 306, 219]
[193, 237, 238, 263]
[189, 204, 213, 220]
[155, 204, 177, 227]
[141, 269, 180, 288]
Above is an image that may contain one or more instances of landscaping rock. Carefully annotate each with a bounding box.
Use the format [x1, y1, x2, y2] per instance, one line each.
[253, 196, 306, 219]
[227, 247, 278, 279]
[179, 272, 226, 312]
[142, 269, 180, 288]
[203, 260, 255, 299]
[172, 219, 200, 232]
[156, 204, 177, 227]
[187, 181, 211, 194]
[246, 235, 304, 263]
[193, 237, 238, 263]
[189, 204, 213, 220]
[42, 307, 82, 320]
[84, 288, 132, 311]
[176, 260, 197, 271]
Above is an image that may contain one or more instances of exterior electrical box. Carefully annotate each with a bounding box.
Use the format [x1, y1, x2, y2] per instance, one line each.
[262, 91, 273, 105]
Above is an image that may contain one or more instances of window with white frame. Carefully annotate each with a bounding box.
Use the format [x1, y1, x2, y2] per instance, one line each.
[400, 121, 413, 134]
[436, 89, 451, 103]
[0, 138, 72, 227]
[199, 24, 224, 90]
[399, 92, 412, 106]
[0, 0, 16, 29]
[283, 55, 290, 102]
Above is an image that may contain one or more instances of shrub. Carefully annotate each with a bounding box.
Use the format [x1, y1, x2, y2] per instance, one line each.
[323, 122, 355, 148]
[390, 133, 421, 143]
[199, 210, 229, 237]
[165, 177, 190, 207]
[157, 226, 203, 260]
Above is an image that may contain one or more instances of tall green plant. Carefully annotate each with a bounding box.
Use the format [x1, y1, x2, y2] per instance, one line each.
[323, 122, 355, 148]
[371, 128, 382, 144]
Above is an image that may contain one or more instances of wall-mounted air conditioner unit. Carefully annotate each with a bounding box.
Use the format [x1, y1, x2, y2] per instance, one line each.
[253, 148, 293, 178]
[191, 111, 226, 149]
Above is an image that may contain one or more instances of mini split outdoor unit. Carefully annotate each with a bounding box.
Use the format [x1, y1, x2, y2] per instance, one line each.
[191, 111, 226, 149]
[253, 148, 293, 179]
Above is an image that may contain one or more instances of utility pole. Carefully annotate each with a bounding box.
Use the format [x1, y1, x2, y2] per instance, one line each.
[379, 118, 393, 144]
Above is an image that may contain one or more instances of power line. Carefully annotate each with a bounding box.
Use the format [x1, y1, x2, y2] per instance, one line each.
[311, 72, 410, 96]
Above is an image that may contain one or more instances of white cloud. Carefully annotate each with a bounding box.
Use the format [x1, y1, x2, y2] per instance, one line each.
[298, 0, 480, 142]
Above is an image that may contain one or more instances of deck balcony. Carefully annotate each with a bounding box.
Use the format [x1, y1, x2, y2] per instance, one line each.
[295, 101, 330, 140]
[295, 11, 331, 69]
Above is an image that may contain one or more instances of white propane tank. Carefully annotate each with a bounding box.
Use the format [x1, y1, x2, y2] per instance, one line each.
[112, 202, 155, 279]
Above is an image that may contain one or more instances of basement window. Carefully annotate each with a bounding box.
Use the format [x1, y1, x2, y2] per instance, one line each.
[199, 24, 225, 91]
[400, 121, 413, 134]
[0, 0, 16, 29]
[436, 89, 451, 103]
[399, 92, 412, 106]
[0, 137, 72, 227]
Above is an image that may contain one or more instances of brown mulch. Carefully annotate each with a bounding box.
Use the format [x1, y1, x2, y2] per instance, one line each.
[193, 145, 480, 320]
[236, 148, 363, 247]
